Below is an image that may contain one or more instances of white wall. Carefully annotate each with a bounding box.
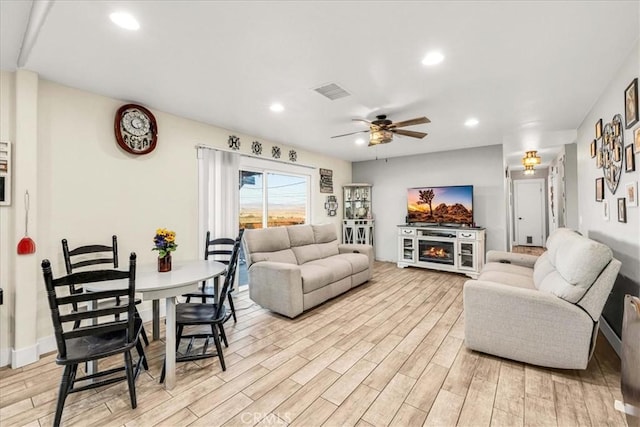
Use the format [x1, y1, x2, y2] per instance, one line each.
[576, 42, 639, 345]
[352, 144, 506, 262]
[1, 74, 352, 366]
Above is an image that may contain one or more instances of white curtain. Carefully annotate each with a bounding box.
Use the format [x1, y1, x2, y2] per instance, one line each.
[197, 147, 240, 256]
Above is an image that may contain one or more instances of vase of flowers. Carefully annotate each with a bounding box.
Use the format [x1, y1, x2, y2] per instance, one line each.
[153, 228, 177, 272]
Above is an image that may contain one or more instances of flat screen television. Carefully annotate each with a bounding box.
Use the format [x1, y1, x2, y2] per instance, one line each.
[407, 185, 474, 225]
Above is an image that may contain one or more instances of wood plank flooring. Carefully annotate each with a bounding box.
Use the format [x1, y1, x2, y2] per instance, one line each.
[0, 262, 627, 426]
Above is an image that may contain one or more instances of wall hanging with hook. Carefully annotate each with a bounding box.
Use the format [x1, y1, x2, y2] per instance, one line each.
[17, 190, 36, 255]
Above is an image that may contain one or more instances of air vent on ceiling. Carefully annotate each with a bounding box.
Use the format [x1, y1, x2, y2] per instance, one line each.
[314, 83, 350, 100]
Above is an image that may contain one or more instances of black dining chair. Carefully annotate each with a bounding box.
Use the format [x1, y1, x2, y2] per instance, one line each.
[182, 229, 244, 323]
[41, 253, 146, 427]
[62, 236, 149, 345]
[160, 236, 242, 382]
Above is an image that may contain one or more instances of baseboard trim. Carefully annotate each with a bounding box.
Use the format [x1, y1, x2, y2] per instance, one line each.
[599, 316, 621, 357]
[0, 347, 10, 367]
[11, 343, 39, 368]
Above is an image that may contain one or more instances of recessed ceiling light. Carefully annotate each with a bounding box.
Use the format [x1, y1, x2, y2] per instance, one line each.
[355, 138, 365, 145]
[270, 103, 284, 113]
[110, 12, 140, 31]
[465, 118, 479, 127]
[421, 51, 444, 66]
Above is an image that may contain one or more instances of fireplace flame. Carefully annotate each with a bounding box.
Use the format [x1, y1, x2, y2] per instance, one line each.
[425, 246, 449, 259]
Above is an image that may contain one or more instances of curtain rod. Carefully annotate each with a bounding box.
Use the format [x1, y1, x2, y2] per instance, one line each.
[195, 144, 316, 170]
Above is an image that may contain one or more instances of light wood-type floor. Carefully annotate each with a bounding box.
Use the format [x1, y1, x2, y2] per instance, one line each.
[511, 246, 546, 256]
[0, 262, 627, 427]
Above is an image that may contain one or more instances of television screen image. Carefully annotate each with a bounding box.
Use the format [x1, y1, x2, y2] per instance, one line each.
[407, 185, 473, 225]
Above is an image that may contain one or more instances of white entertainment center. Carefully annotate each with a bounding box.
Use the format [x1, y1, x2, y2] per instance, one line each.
[397, 224, 486, 279]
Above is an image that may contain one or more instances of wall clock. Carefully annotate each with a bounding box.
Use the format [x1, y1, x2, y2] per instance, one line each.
[114, 104, 158, 155]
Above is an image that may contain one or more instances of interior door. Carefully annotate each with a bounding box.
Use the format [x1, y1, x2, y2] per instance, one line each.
[514, 179, 545, 246]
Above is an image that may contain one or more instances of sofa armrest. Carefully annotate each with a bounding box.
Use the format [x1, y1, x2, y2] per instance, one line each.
[463, 280, 594, 369]
[248, 262, 303, 318]
[339, 244, 374, 271]
[486, 250, 539, 268]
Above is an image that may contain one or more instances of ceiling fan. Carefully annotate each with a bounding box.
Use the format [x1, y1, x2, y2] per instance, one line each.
[331, 114, 430, 146]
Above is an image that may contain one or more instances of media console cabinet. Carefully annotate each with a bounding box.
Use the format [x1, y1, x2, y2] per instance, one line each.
[397, 224, 486, 278]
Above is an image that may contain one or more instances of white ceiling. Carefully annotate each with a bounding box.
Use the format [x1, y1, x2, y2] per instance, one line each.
[1, 1, 638, 166]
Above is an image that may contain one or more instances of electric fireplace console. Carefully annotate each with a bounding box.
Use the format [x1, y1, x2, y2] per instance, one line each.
[397, 224, 485, 279]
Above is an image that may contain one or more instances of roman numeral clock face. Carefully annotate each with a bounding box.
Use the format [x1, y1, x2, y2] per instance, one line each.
[114, 104, 158, 155]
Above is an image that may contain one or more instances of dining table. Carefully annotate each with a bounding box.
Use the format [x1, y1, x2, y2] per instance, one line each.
[85, 258, 226, 390]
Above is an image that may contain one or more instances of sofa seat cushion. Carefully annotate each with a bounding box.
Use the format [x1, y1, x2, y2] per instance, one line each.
[330, 253, 369, 274]
[482, 262, 534, 277]
[477, 270, 536, 290]
[308, 256, 353, 281]
[299, 263, 335, 294]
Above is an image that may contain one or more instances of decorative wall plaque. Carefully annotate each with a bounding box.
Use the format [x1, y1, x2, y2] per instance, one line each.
[602, 114, 624, 194]
[320, 168, 333, 193]
[272, 146, 281, 159]
[228, 135, 240, 150]
[289, 150, 297, 162]
[251, 141, 262, 155]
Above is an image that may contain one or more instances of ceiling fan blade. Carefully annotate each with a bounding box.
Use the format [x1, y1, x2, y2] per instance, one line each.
[392, 129, 428, 139]
[352, 118, 371, 124]
[388, 116, 431, 128]
[330, 129, 370, 138]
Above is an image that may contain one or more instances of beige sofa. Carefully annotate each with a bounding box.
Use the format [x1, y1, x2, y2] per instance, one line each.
[243, 224, 374, 318]
[463, 228, 621, 369]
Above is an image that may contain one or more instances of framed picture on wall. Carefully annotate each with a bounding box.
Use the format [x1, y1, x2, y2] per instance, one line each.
[590, 140, 597, 158]
[603, 199, 609, 221]
[595, 118, 603, 139]
[626, 181, 638, 207]
[596, 177, 604, 202]
[625, 78, 639, 129]
[618, 197, 627, 223]
[596, 147, 603, 168]
[626, 144, 636, 172]
[635, 127, 640, 153]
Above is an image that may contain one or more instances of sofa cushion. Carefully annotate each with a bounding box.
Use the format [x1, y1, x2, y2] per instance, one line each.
[477, 270, 536, 290]
[308, 257, 352, 282]
[538, 234, 612, 303]
[312, 224, 338, 244]
[545, 228, 574, 267]
[299, 263, 334, 293]
[287, 225, 315, 247]
[245, 227, 291, 254]
[482, 262, 534, 277]
[250, 248, 298, 265]
[330, 253, 369, 274]
[533, 252, 555, 289]
[292, 244, 322, 265]
[317, 241, 340, 258]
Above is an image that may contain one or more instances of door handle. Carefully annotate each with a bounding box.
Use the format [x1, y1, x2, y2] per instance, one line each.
[518, 217, 523, 220]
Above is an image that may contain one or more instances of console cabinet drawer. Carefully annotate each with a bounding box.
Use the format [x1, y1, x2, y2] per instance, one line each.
[458, 231, 477, 239]
[400, 228, 416, 236]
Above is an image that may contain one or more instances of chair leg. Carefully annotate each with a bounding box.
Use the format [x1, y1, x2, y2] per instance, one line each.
[134, 307, 150, 346]
[211, 324, 226, 371]
[228, 293, 237, 323]
[218, 323, 229, 348]
[124, 350, 137, 409]
[53, 364, 74, 427]
[136, 339, 148, 370]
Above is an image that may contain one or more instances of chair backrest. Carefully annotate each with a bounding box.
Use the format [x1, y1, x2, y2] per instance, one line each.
[62, 235, 118, 274]
[215, 236, 242, 319]
[41, 253, 137, 359]
[204, 231, 235, 264]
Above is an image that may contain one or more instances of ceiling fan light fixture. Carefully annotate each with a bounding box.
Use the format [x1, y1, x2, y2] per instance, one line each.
[109, 12, 140, 31]
[369, 129, 393, 146]
[422, 51, 444, 66]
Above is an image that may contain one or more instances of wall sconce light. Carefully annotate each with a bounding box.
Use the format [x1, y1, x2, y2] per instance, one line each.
[324, 195, 338, 216]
